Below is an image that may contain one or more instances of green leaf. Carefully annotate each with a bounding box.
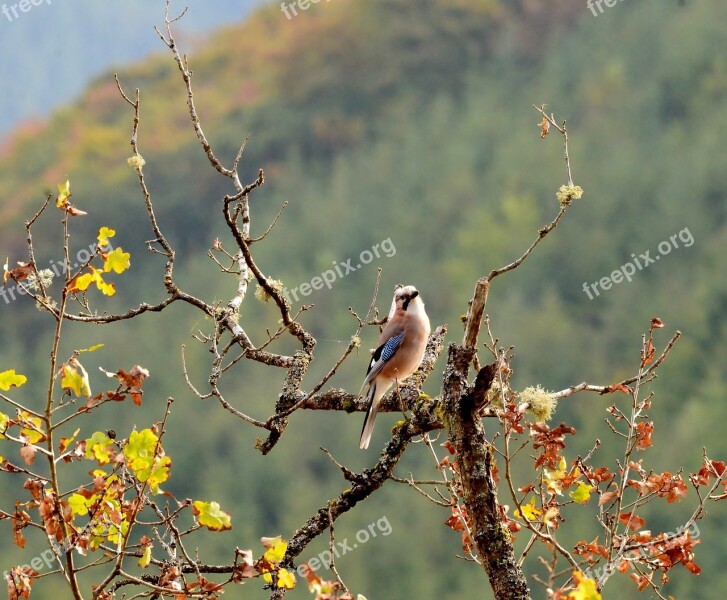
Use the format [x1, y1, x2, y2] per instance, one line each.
[570, 482, 594, 505]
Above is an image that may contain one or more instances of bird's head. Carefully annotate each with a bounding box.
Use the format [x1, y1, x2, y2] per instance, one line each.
[392, 285, 424, 314]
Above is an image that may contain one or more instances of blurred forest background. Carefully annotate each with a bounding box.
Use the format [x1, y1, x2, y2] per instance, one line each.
[1, 0, 726, 598]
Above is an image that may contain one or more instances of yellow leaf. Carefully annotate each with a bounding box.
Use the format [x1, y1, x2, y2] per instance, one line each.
[62, 362, 91, 398]
[263, 538, 288, 565]
[544, 456, 568, 495]
[138, 544, 152, 568]
[68, 493, 97, 516]
[69, 268, 116, 297]
[2, 257, 8, 284]
[103, 247, 130, 275]
[97, 227, 116, 248]
[543, 506, 560, 528]
[193, 500, 232, 532]
[59, 427, 80, 453]
[123, 429, 158, 470]
[568, 571, 601, 600]
[514, 497, 542, 522]
[85, 431, 114, 464]
[135, 455, 171, 493]
[97, 279, 116, 296]
[70, 272, 95, 293]
[80, 343, 104, 353]
[104, 519, 129, 545]
[0, 412, 9, 439]
[20, 412, 45, 444]
[57, 180, 71, 208]
[0, 369, 27, 391]
[277, 568, 295, 589]
[121, 428, 169, 493]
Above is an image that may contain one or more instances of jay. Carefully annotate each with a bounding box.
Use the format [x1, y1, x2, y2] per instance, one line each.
[358, 285, 431, 449]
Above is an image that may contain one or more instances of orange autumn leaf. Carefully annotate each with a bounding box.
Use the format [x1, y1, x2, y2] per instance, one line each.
[64, 204, 88, 217]
[538, 116, 550, 138]
[599, 488, 619, 506]
[607, 383, 632, 395]
[642, 337, 656, 366]
[630, 572, 651, 591]
[3, 260, 35, 285]
[635, 421, 654, 450]
[100, 365, 149, 406]
[573, 537, 608, 563]
[619, 511, 646, 530]
[684, 561, 701, 575]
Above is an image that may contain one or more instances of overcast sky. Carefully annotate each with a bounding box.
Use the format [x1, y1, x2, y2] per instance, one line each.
[0, 0, 267, 140]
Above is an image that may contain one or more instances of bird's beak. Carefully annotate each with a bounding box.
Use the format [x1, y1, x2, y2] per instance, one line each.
[410, 290, 419, 300]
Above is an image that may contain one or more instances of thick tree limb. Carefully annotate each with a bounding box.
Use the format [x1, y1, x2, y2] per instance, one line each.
[269, 417, 438, 600]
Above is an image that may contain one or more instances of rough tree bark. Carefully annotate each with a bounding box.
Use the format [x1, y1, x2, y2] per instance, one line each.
[443, 278, 530, 599]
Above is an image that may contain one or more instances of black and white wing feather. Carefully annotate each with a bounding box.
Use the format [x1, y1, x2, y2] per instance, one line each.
[359, 331, 404, 392]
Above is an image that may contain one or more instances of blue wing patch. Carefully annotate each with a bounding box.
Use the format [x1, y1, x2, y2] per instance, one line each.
[364, 332, 405, 383]
[380, 332, 404, 362]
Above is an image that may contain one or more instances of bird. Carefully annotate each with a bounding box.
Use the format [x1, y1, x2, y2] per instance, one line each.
[358, 285, 431, 449]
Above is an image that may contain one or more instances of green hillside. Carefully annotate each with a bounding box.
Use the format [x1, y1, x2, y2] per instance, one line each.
[1, 0, 726, 598]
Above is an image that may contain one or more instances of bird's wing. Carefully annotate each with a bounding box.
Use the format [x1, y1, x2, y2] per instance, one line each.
[356, 331, 405, 395]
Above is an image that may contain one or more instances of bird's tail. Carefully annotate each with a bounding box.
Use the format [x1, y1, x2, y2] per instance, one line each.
[359, 382, 379, 450]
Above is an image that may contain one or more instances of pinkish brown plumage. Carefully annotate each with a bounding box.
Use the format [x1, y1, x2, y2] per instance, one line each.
[358, 285, 430, 449]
